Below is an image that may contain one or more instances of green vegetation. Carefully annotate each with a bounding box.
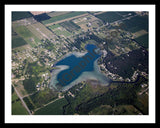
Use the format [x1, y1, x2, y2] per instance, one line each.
[23, 76, 40, 93]
[89, 104, 140, 115]
[42, 11, 86, 25]
[76, 77, 146, 115]
[12, 11, 32, 21]
[34, 98, 68, 115]
[30, 88, 58, 108]
[133, 93, 148, 114]
[61, 76, 148, 115]
[104, 49, 148, 78]
[23, 96, 35, 110]
[12, 36, 28, 48]
[63, 82, 116, 115]
[123, 15, 148, 33]
[135, 33, 148, 49]
[54, 29, 71, 37]
[12, 87, 29, 115]
[48, 24, 61, 30]
[39, 39, 56, 51]
[59, 21, 81, 33]
[11, 11, 148, 116]
[89, 105, 113, 115]
[25, 61, 46, 76]
[12, 101, 29, 115]
[95, 12, 123, 23]
[13, 25, 41, 47]
[14, 26, 33, 38]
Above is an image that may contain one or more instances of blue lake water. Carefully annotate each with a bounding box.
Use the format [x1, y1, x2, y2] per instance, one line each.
[50, 44, 110, 91]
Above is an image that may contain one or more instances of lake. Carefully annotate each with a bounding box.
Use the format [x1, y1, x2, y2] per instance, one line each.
[49, 44, 110, 91]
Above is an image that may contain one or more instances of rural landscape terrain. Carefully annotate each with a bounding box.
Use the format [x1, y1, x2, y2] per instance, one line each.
[12, 11, 148, 115]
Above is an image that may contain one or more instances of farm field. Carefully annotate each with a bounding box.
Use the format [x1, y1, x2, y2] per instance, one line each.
[12, 11, 32, 21]
[59, 21, 81, 33]
[12, 88, 29, 115]
[95, 12, 123, 23]
[135, 33, 148, 49]
[12, 30, 28, 48]
[42, 11, 87, 25]
[47, 11, 71, 17]
[34, 98, 68, 115]
[12, 36, 28, 49]
[27, 22, 55, 40]
[48, 23, 72, 37]
[13, 25, 42, 47]
[123, 15, 148, 33]
[133, 30, 148, 38]
[33, 13, 51, 22]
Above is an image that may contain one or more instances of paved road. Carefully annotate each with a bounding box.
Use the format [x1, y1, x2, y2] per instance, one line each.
[12, 85, 32, 115]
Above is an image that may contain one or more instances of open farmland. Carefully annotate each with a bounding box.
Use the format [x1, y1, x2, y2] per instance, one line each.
[12, 11, 32, 21]
[42, 11, 87, 25]
[12, 29, 28, 48]
[12, 36, 28, 49]
[48, 24, 72, 37]
[12, 24, 42, 47]
[47, 11, 71, 17]
[123, 15, 148, 33]
[27, 22, 55, 40]
[134, 33, 148, 49]
[33, 13, 51, 22]
[95, 12, 123, 23]
[59, 21, 81, 33]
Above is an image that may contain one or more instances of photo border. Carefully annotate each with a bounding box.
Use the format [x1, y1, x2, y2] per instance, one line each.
[5, 4, 156, 124]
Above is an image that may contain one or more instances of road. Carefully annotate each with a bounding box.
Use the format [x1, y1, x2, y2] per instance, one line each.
[46, 13, 89, 26]
[139, 87, 148, 95]
[12, 85, 32, 115]
[34, 93, 64, 112]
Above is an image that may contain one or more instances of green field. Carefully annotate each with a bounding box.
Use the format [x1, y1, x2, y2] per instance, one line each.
[12, 11, 32, 21]
[13, 25, 42, 47]
[48, 24, 61, 30]
[34, 98, 68, 115]
[135, 33, 148, 49]
[54, 29, 72, 37]
[123, 15, 148, 33]
[42, 11, 86, 25]
[95, 12, 123, 23]
[12, 89, 29, 115]
[12, 36, 28, 49]
[59, 21, 81, 33]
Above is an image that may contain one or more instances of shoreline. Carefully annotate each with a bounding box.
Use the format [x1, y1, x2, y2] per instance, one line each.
[49, 44, 110, 91]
